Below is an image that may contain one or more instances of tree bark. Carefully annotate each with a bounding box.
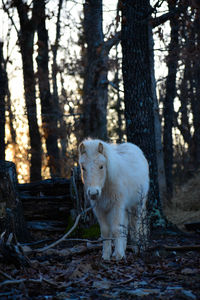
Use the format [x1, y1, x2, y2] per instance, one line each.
[191, 12, 200, 168]
[121, 0, 166, 228]
[82, 0, 107, 140]
[15, 0, 42, 181]
[82, 0, 120, 140]
[0, 161, 29, 242]
[36, 0, 61, 177]
[0, 42, 7, 161]
[51, 0, 68, 173]
[177, 63, 191, 146]
[163, 0, 179, 201]
[150, 32, 167, 209]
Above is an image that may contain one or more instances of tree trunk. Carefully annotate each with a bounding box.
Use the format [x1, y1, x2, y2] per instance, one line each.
[163, 1, 179, 200]
[121, 0, 166, 228]
[82, 0, 107, 140]
[0, 42, 7, 161]
[115, 45, 124, 143]
[0, 161, 29, 242]
[82, 0, 120, 140]
[51, 0, 68, 174]
[150, 33, 167, 208]
[191, 12, 200, 168]
[177, 63, 191, 146]
[36, 0, 61, 177]
[16, 1, 42, 182]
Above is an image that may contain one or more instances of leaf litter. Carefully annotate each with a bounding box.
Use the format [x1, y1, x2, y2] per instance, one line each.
[0, 231, 200, 299]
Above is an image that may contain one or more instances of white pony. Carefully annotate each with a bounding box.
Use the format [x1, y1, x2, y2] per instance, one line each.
[78, 139, 149, 260]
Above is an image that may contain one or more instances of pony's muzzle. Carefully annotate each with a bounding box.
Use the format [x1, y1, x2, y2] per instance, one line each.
[87, 187, 100, 200]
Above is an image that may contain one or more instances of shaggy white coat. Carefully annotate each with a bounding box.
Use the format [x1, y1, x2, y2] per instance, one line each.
[79, 139, 149, 260]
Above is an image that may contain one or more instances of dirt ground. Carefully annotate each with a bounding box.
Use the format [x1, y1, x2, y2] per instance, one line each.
[0, 173, 200, 299]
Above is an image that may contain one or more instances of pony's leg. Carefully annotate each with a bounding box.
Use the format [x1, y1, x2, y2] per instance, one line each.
[101, 223, 112, 260]
[94, 209, 112, 260]
[111, 206, 128, 260]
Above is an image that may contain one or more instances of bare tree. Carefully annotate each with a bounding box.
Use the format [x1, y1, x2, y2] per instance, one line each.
[36, 0, 61, 177]
[190, 11, 200, 168]
[0, 41, 7, 160]
[121, 0, 166, 228]
[51, 0, 69, 171]
[11, 0, 42, 181]
[82, 0, 120, 140]
[163, 0, 179, 200]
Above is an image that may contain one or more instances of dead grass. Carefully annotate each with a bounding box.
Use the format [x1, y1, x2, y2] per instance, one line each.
[164, 172, 200, 230]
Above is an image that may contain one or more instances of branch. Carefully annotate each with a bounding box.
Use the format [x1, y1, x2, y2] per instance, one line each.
[2, 0, 20, 36]
[0, 269, 13, 280]
[53, 0, 63, 57]
[36, 206, 93, 252]
[108, 81, 124, 93]
[164, 244, 200, 251]
[0, 276, 58, 288]
[104, 31, 121, 54]
[151, 7, 181, 28]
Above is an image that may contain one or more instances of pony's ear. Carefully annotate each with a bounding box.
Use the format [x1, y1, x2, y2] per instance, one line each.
[79, 142, 86, 155]
[98, 142, 104, 154]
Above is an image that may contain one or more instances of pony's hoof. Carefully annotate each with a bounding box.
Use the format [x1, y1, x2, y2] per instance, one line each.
[102, 254, 111, 261]
[112, 251, 125, 261]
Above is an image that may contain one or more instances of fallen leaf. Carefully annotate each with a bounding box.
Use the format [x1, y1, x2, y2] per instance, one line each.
[93, 279, 111, 290]
[181, 268, 199, 275]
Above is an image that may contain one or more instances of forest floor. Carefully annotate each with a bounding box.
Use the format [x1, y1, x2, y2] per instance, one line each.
[1, 172, 200, 299]
[0, 229, 200, 300]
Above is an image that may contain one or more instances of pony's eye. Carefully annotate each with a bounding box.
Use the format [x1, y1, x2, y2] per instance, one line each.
[82, 165, 86, 172]
[99, 165, 103, 170]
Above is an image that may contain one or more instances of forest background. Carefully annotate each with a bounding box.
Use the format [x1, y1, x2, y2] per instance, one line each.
[0, 0, 200, 210]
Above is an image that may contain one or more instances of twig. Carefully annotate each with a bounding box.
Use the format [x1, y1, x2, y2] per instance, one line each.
[108, 81, 124, 93]
[0, 279, 26, 287]
[149, 274, 169, 284]
[0, 270, 13, 280]
[0, 276, 58, 287]
[2, 0, 20, 36]
[117, 275, 135, 285]
[164, 244, 200, 251]
[71, 167, 81, 213]
[68, 244, 102, 257]
[42, 277, 58, 287]
[36, 206, 93, 252]
[60, 237, 114, 244]
[42, 244, 102, 258]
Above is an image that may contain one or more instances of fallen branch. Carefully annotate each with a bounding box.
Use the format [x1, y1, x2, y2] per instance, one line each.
[36, 206, 93, 252]
[0, 278, 28, 287]
[0, 269, 13, 280]
[66, 244, 102, 258]
[117, 275, 135, 285]
[59, 237, 114, 244]
[164, 244, 200, 251]
[0, 275, 58, 288]
[40, 244, 102, 258]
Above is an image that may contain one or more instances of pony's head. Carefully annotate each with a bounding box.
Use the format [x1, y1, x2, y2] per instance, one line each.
[78, 140, 107, 201]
